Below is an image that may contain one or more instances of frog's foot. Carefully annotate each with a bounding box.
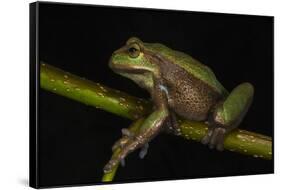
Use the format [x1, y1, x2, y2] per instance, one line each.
[201, 127, 226, 151]
[202, 82, 254, 152]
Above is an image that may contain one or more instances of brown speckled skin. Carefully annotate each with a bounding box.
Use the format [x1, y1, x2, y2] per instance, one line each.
[152, 54, 223, 121]
[142, 49, 225, 125]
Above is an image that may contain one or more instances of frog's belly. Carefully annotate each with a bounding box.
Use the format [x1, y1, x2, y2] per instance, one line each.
[168, 85, 221, 121]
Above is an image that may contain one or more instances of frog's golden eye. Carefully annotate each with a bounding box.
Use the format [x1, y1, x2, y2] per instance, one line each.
[128, 43, 140, 58]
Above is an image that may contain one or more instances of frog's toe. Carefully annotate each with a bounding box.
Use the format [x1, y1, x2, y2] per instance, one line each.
[139, 143, 149, 159]
[202, 127, 226, 151]
[209, 127, 226, 151]
[216, 141, 224, 151]
[201, 128, 213, 145]
[215, 128, 226, 151]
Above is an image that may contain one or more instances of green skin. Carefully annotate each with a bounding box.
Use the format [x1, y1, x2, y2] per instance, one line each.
[104, 37, 254, 173]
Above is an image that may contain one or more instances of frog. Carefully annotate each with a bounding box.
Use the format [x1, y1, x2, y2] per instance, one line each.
[104, 37, 254, 173]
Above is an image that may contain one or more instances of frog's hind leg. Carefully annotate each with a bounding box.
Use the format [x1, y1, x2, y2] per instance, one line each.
[201, 82, 254, 151]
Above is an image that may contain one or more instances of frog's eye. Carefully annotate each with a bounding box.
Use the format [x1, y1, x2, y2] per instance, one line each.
[128, 43, 140, 58]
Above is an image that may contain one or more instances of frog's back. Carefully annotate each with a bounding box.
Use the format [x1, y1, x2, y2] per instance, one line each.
[145, 43, 228, 96]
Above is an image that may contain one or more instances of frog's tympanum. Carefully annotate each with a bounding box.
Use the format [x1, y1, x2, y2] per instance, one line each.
[104, 37, 254, 173]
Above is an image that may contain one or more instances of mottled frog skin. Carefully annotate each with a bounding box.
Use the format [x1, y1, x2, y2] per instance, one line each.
[104, 37, 254, 173]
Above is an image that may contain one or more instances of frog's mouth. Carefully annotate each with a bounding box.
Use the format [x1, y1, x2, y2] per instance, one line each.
[109, 59, 148, 74]
[111, 66, 147, 74]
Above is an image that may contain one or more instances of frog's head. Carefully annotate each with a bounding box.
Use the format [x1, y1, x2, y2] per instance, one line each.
[109, 37, 159, 77]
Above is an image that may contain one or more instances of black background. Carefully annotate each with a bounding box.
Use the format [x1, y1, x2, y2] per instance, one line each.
[38, 2, 273, 188]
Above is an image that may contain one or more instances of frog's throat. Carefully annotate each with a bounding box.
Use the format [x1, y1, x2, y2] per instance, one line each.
[119, 72, 154, 92]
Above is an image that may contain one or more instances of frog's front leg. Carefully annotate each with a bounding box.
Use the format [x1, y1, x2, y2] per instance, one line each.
[104, 107, 169, 173]
[104, 80, 169, 173]
[201, 83, 254, 151]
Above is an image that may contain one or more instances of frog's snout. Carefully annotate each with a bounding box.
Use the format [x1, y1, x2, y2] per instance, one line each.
[108, 52, 120, 71]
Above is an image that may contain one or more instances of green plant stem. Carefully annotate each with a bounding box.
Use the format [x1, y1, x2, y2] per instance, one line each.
[40, 62, 272, 164]
[40, 62, 152, 120]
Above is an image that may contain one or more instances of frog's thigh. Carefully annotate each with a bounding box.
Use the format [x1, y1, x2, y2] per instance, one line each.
[103, 108, 169, 173]
[214, 82, 254, 127]
[202, 82, 254, 150]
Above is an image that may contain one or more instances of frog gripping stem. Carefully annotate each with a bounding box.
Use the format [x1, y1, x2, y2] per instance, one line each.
[104, 103, 169, 173]
[39, 62, 271, 182]
[201, 83, 254, 151]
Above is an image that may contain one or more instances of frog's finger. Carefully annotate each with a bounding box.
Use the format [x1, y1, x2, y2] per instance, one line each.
[104, 159, 118, 173]
[112, 128, 136, 152]
[111, 136, 130, 151]
[104, 139, 138, 173]
[122, 128, 135, 137]
[139, 143, 149, 159]
[120, 158, 126, 167]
